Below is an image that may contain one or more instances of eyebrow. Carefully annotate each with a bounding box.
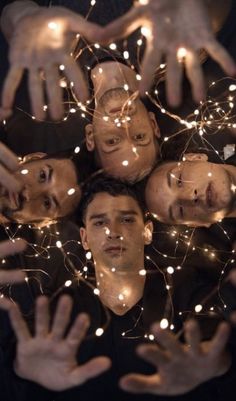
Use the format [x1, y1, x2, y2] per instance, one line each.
[167, 169, 172, 188]
[89, 210, 139, 220]
[45, 164, 60, 210]
[46, 164, 53, 182]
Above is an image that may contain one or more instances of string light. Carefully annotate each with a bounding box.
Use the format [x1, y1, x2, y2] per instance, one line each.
[0, 3, 235, 347]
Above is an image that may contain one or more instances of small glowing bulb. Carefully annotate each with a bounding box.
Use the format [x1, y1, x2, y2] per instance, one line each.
[86, 251, 92, 260]
[118, 293, 124, 301]
[98, 67, 103, 74]
[67, 188, 75, 196]
[136, 74, 142, 81]
[229, 84, 236, 91]
[137, 38, 143, 46]
[74, 146, 80, 153]
[124, 84, 129, 91]
[91, 0, 96, 5]
[177, 47, 187, 60]
[231, 184, 236, 192]
[59, 64, 65, 71]
[94, 288, 100, 296]
[65, 280, 72, 287]
[94, 43, 100, 49]
[122, 160, 129, 166]
[195, 304, 203, 313]
[160, 318, 169, 329]
[21, 169, 29, 175]
[141, 26, 151, 38]
[139, 269, 146, 276]
[167, 266, 174, 274]
[149, 334, 155, 341]
[95, 328, 104, 336]
[56, 241, 62, 248]
[69, 108, 76, 113]
[48, 21, 58, 30]
[109, 43, 117, 50]
[123, 51, 129, 60]
[207, 172, 212, 177]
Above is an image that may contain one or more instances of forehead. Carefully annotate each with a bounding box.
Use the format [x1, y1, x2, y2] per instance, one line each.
[152, 160, 212, 179]
[85, 193, 142, 219]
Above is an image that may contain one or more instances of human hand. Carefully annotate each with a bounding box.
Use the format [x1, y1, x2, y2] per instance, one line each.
[99, 0, 236, 106]
[120, 319, 231, 395]
[1, 6, 102, 120]
[0, 238, 26, 284]
[0, 141, 22, 194]
[0, 295, 111, 390]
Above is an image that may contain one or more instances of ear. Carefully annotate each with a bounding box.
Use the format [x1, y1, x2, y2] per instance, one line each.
[80, 227, 90, 250]
[21, 152, 47, 164]
[183, 153, 208, 162]
[85, 124, 95, 152]
[148, 112, 160, 138]
[144, 221, 153, 245]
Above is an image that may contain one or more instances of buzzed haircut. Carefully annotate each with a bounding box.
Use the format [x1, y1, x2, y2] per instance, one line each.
[79, 173, 147, 226]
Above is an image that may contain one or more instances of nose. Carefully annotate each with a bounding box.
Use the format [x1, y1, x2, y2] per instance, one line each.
[106, 222, 123, 240]
[20, 186, 30, 203]
[180, 189, 202, 206]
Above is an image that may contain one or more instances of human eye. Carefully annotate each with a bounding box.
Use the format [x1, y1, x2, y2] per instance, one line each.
[105, 137, 120, 146]
[39, 169, 47, 183]
[122, 216, 135, 223]
[93, 220, 105, 227]
[134, 133, 146, 141]
[43, 196, 52, 210]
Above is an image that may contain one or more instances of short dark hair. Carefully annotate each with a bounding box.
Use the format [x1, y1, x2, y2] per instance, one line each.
[79, 173, 147, 226]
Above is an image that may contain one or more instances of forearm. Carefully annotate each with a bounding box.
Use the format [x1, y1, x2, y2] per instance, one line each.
[0, 1, 40, 40]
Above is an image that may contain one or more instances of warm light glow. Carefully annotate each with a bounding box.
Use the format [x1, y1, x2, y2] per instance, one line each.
[177, 47, 187, 61]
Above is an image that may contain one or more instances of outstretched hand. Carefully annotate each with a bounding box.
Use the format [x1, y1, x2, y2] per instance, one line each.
[0, 295, 111, 390]
[99, 0, 236, 106]
[120, 319, 231, 395]
[1, 6, 102, 121]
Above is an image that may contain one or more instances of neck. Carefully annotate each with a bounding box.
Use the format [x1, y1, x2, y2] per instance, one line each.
[91, 62, 138, 103]
[94, 263, 146, 316]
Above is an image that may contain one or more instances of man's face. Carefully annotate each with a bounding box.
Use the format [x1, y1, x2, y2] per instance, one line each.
[80, 193, 152, 271]
[145, 160, 235, 227]
[86, 90, 160, 182]
[0, 158, 81, 224]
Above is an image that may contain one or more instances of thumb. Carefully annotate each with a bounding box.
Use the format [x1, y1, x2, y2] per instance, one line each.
[72, 356, 111, 386]
[67, 15, 104, 42]
[96, 6, 144, 44]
